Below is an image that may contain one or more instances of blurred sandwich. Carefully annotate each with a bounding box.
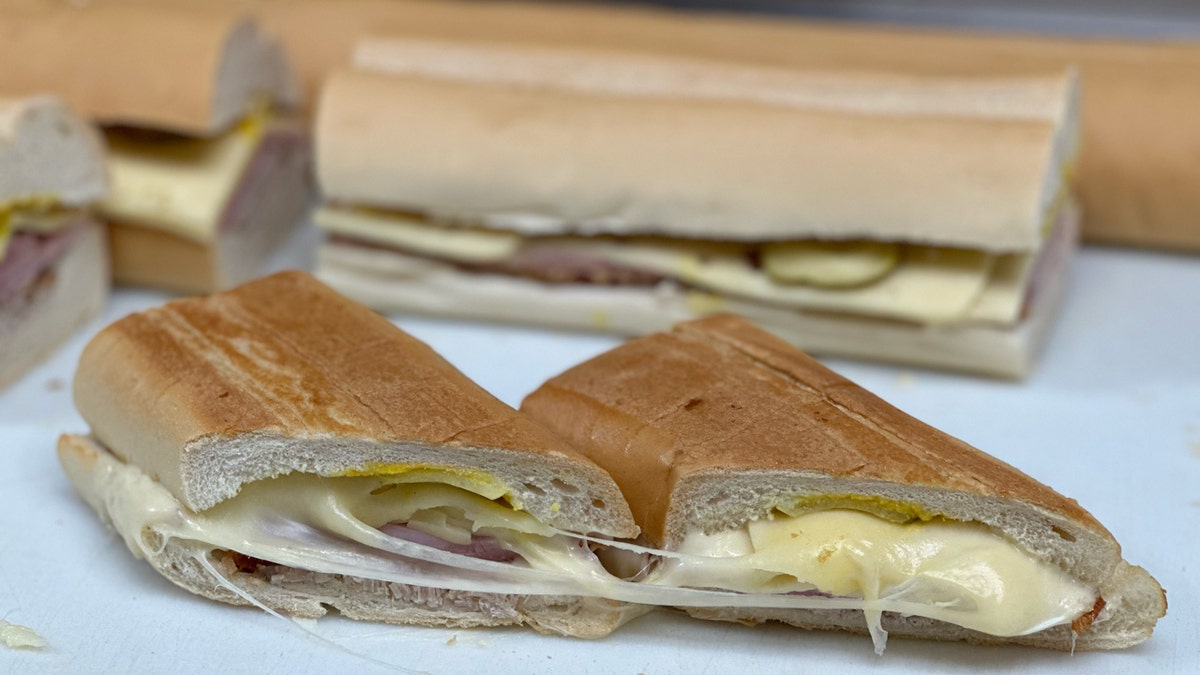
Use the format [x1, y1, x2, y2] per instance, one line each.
[315, 39, 1080, 377]
[0, 95, 108, 390]
[0, 1, 310, 294]
[521, 315, 1166, 652]
[248, 0, 1200, 251]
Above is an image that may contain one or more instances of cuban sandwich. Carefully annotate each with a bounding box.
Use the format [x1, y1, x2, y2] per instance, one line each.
[56, 273, 1165, 650]
[0, 1, 310, 294]
[241, 0, 1200, 251]
[315, 39, 1080, 377]
[0, 95, 108, 390]
[58, 271, 652, 636]
[521, 314, 1166, 651]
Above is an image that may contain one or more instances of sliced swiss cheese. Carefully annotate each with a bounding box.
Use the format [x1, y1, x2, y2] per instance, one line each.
[316, 207, 1032, 325]
[98, 120, 264, 243]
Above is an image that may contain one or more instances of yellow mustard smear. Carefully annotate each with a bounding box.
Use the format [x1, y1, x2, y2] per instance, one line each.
[235, 99, 272, 140]
[777, 493, 939, 524]
[0, 194, 63, 259]
[332, 462, 519, 507]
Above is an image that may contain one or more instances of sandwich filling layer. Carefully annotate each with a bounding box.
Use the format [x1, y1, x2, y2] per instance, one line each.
[647, 509, 1098, 641]
[98, 112, 303, 242]
[77, 437, 1102, 649]
[0, 198, 91, 306]
[315, 200, 1073, 327]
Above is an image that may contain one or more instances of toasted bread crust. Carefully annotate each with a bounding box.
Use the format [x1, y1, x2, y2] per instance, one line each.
[521, 316, 1166, 647]
[72, 271, 636, 536]
[523, 315, 1102, 545]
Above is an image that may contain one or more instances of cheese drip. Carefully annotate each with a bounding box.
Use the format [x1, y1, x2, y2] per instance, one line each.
[648, 510, 1097, 641]
[81, 446, 1097, 652]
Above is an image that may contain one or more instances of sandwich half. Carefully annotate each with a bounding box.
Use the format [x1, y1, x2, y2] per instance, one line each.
[315, 39, 1080, 378]
[0, 95, 108, 390]
[520, 314, 1166, 652]
[56, 270, 650, 637]
[0, 1, 310, 294]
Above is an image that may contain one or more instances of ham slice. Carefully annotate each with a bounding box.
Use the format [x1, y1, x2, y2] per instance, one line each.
[220, 128, 309, 234]
[0, 219, 89, 306]
[379, 522, 521, 563]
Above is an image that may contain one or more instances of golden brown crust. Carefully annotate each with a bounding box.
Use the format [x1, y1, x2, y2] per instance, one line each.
[522, 314, 1105, 546]
[72, 271, 632, 531]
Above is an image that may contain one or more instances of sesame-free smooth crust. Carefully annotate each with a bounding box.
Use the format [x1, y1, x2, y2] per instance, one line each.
[72, 271, 635, 536]
[520, 315, 1128, 586]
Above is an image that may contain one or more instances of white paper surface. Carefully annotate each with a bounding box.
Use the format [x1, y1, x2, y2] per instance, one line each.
[1, 244, 1197, 674]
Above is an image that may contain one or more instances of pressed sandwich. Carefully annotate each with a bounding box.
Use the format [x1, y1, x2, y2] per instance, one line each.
[58, 271, 650, 636]
[0, 95, 108, 390]
[315, 39, 1080, 378]
[521, 315, 1166, 652]
[257, 0, 1200, 250]
[0, 1, 310, 294]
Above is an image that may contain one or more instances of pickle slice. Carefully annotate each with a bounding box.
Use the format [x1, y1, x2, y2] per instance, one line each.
[762, 240, 900, 287]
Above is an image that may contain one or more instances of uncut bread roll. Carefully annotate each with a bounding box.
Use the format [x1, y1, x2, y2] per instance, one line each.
[59, 271, 644, 637]
[520, 315, 1165, 651]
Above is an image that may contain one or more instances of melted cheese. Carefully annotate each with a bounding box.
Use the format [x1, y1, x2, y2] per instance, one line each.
[648, 510, 1096, 638]
[97, 118, 264, 243]
[315, 207, 1029, 325]
[80, 445, 1097, 651]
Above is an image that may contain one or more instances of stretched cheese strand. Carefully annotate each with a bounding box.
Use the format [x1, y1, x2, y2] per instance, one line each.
[84, 448, 1097, 652]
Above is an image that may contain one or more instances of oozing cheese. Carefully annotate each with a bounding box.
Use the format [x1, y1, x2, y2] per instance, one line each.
[648, 510, 1096, 638]
[80, 445, 1097, 652]
[97, 117, 264, 243]
[314, 206, 1029, 325]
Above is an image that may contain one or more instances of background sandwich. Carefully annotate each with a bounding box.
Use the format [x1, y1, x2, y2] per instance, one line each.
[248, 0, 1200, 252]
[57, 271, 650, 637]
[521, 315, 1166, 651]
[0, 0, 310, 294]
[0, 95, 108, 390]
[315, 39, 1079, 377]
